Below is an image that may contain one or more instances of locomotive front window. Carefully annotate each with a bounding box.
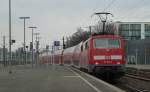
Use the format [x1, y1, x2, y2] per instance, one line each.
[94, 38, 120, 48]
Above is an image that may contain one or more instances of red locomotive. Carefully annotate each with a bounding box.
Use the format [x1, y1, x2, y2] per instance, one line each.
[40, 34, 125, 79]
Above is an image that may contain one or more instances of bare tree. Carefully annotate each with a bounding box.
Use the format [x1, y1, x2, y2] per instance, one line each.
[65, 22, 117, 48]
[93, 22, 117, 34]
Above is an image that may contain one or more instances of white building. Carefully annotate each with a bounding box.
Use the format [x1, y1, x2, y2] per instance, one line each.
[116, 22, 150, 40]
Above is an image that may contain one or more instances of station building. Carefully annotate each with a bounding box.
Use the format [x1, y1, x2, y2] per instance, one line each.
[115, 22, 150, 65]
[116, 22, 150, 40]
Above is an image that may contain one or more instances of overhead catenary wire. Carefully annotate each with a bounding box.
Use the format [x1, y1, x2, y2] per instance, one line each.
[119, 0, 149, 21]
[127, 1, 150, 20]
[139, 14, 150, 21]
[82, 0, 117, 29]
[92, 0, 104, 12]
[135, 2, 150, 22]
[92, 0, 117, 12]
[92, 0, 146, 22]
[103, 0, 117, 12]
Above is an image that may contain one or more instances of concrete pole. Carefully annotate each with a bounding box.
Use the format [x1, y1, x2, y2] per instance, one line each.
[28, 27, 37, 67]
[9, 0, 12, 66]
[135, 49, 138, 65]
[3, 36, 6, 66]
[32, 29, 34, 67]
[102, 21, 106, 34]
[145, 47, 147, 65]
[34, 33, 40, 65]
[19, 17, 30, 65]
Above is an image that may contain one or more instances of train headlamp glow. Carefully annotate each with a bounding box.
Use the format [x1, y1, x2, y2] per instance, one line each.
[111, 55, 122, 60]
[95, 62, 99, 65]
[117, 62, 121, 64]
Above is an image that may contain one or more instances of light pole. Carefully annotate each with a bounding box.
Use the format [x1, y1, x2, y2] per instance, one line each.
[3, 36, 6, 66]
[19, 17, 30, 65]
[28, 26, 37, 67]
[34, 32, 40, 66]
[9, 0, 12, 67]
[26, 46, 29, 65]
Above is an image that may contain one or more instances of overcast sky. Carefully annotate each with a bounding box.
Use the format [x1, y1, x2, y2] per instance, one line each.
[0, 0, 150, 50]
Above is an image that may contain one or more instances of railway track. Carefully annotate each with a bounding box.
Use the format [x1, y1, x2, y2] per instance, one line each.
[125, 74, 150, 82]
[115, 81, 149, 92]
[71, 67, 150, 92]
[124, 84, 148, 92]
[126, 68, 150, 79]
[114, 74, 150, 92]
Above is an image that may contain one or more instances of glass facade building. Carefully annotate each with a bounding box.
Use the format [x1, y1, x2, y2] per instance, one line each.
[116, 22, 150, 40]
[145, 24, 150, 38]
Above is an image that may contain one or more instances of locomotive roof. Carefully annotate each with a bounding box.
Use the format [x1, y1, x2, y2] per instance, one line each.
[91, 34, 121, 39]
[63, 45, 76, 54]
[62, 34, 122, 53]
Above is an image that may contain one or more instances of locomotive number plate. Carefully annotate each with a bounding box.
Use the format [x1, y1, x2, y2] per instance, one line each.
[104, 61, 112, 64]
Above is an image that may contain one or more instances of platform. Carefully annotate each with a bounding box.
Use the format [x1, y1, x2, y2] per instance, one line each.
[126, 64, 150, 70]
[0, 65, 124, 92]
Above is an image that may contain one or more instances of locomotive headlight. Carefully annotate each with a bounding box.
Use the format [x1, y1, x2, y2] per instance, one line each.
[95, 62, 99, 65]
[117, 62, 121, 64]
[111, 55, 122, 60]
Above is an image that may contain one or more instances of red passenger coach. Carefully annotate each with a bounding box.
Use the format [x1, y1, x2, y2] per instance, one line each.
[53, 50, 63, 65]
[39, 52, 52, 64]
[72, 42, 82, 67]
[63, 46, 76, 65]
[40, 50, 63, 65]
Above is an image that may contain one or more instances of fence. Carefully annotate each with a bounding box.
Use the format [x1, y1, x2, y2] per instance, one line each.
[0, 50, 33, 66]
[126, 39, 150, 65]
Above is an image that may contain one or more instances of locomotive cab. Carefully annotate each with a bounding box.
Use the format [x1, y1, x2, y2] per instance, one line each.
[88, 35, 125, 78]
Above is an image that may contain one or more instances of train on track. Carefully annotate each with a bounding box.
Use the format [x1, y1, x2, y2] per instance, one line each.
[40, 34, 126, 79]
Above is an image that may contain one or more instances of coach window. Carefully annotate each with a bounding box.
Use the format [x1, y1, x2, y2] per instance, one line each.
[85, 42, 89, 50]
[81, 45, 83, 51]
